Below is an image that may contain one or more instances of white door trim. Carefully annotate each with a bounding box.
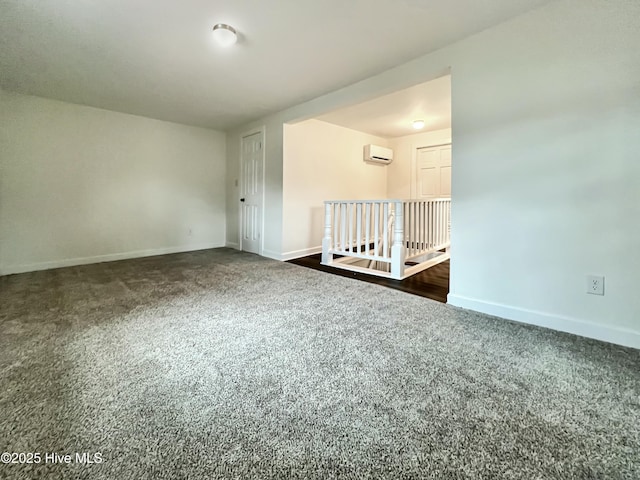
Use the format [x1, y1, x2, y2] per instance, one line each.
[410, 140, 451, 199]
[239, 126, 266, 255]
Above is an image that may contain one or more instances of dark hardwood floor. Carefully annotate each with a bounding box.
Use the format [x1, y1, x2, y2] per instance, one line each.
[287, 254, 449, 303]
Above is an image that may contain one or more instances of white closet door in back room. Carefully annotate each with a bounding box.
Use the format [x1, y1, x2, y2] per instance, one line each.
[416, 144, 451, 199]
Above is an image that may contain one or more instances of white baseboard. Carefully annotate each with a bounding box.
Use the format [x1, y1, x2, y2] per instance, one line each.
[261, 249, 282, 261]
[280, 246, 322, 261]
[0, 242, 224, 276]
[259, 246, 322, 262]
[234, 248, 295, 261]
[225, 242, 240, 250]
[447, 294, 640, 350]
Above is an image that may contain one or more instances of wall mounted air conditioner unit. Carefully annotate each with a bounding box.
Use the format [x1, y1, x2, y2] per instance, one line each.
[364, 144, 393, 165]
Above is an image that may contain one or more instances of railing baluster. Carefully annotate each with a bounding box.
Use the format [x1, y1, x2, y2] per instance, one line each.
[390, 200, 405, 279]
[383, 202, 389, 259]
[415, 201, 419, 254]
[404, 202, 408, 256]
[406, 202, 411, 256]
[436, 200, 440, 246]
[417, 202, 421, 256]
[438, 201, 442, 246]
[336, 203, 339, 251]
[322, 202, 332, 265]
[440, 201, 444, 246]
[340, 203, 346, 252]
[433, 200, 437, 247]
[348, 203, 353, 252]
[429, 201, 434, 249]
[405, 202, 415, 254]
[420, 201, 425, 253]
[416, 202, 420, 255]
[374, 203, 379, 258]
[364, 203, 370, 254]
[412, 201, 416, 255]
[425, 202, 429, 250]
[356, 203, 362, 253]
[408, 202, 412, 257]
[441, 202, 447, 245]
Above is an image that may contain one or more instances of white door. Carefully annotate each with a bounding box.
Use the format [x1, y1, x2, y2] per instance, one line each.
[416, 144, 451, 199]
[240, 131, 264, 254]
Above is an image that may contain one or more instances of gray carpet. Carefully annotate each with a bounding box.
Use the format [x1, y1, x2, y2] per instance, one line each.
[1, 248, 638, 479]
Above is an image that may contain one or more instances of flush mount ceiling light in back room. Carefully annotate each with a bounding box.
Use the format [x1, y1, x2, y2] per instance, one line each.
[212, 23, 237, 47]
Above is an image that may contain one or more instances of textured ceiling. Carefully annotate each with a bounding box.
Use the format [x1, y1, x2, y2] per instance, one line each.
[0, 0, 552, 131]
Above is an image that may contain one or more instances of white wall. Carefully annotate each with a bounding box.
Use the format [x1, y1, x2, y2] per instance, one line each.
[388, 128, 452, 199]
[225, 0, 640, 348]
[446, 0, 640, 347]
[282, 120, 388, 258]
[0, 91, 226, 274]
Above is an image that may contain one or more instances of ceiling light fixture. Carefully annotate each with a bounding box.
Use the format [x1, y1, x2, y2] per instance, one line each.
[412, 119, 425, 130]
[212, 23, 238, 47]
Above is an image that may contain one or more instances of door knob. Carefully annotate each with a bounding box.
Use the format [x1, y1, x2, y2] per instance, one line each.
[240, 198, 245, 202]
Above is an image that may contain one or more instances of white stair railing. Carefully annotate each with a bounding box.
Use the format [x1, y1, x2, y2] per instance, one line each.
[403, 199, 451, 260]
[322, 198, 450, 280]
[368, 210, 395, 271]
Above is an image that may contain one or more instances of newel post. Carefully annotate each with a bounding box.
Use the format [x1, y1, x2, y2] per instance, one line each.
[390, 201, 405, 279]
[321, 202, 333, 265]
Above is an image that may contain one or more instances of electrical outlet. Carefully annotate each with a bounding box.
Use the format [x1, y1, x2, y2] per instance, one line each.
[586, 275, 604, 295]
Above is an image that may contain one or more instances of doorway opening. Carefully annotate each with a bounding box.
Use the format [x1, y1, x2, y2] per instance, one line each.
[283, 73, 452, 301]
